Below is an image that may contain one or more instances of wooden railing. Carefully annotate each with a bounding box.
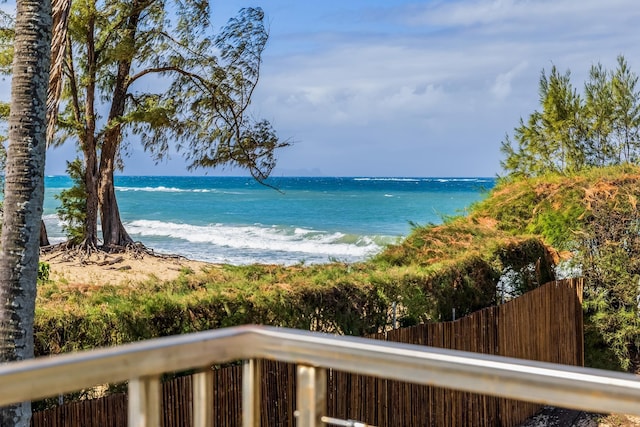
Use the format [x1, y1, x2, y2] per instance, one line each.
[1, 325, 639, 426]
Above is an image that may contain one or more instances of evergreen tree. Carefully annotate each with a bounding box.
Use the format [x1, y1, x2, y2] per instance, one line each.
[610, 55, 640, 163]
[583, 62, 615, 166]
[501, 66, 583, 176]
[501, 56, 640, 177]
[54, 4, 289, 248]
[538, 66, 584, 173]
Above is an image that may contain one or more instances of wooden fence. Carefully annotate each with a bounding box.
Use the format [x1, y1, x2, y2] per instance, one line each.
[31, 278, 584, 427]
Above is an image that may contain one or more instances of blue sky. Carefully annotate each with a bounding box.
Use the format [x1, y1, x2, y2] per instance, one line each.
[35, 0, 640, 176]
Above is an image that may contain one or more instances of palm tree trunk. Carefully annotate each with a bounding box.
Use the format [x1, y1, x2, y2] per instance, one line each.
[46, 0, 71, 143]
[0, 0, 51, 424]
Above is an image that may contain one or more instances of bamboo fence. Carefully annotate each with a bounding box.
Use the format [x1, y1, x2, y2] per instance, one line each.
[31, 278, 584, 427]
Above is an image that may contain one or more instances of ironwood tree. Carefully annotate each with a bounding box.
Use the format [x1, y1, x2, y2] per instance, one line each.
[54, 3, 288, 249]
[0, 0, 51, 425]
[501, 56, 640, 177]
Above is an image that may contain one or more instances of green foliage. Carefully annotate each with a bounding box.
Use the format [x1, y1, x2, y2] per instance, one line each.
[0, 11, 13, 75]
[474, 166, 640, 370]
[35, 162, 640, 372]
[375, 214, 554, 298]
[501, 56, 640, 178]
[37, 262, 50, 284]
[59, 3, 287, 175]
[576, 183, 640, 370]
[0, 12, 13, 146]
[475, 172, 589, 250]
[54, 159, 87, 244]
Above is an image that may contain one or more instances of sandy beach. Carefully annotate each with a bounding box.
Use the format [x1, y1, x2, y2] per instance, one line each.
[40, 248, 212, 286]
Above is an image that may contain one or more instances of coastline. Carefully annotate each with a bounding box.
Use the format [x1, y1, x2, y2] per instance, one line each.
[42, 176, 493, 266]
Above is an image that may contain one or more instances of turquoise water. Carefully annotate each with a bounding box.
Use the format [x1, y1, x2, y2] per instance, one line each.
[43, 176, 494, 265]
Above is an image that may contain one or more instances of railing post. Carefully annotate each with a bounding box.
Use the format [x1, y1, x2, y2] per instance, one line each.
[242, 359, 262, 427]
[128, 375, 162, 427]
[193, 368, 214, 427]
[296, 365, 327, 427]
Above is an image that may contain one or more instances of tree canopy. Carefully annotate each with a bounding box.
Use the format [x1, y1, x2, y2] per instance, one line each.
[501, 56, 640, 178]
[53, 2, 289, 248]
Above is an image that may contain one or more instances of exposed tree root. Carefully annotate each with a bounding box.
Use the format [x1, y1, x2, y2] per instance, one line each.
[40, 240, 189, 265]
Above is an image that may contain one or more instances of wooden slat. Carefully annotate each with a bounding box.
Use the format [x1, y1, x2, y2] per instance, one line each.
[128, 375, 161, 427]
[193, 369, 214, 427]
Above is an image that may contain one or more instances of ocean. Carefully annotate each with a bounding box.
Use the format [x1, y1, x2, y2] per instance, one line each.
[43, 176, 495, 265]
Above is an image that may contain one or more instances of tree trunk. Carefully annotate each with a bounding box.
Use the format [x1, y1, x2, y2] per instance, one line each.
[83, 148, 99, 247]
[39, 220, 50, 247]
[98, 162, 133, 248]
[99, 120, 134, 246]
[81, 11, 99, 248]
[97, 9, 139, 248]
[0, 0, 51, 424]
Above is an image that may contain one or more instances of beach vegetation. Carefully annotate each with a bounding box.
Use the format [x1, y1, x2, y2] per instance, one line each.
[498, 56, 640, 371]
[54, 158, 86, 244]
[37, 262, 50, 284]
[32, 165, 640, 375]
[486, 166, 640, 371]
[27, 54, 640, 417]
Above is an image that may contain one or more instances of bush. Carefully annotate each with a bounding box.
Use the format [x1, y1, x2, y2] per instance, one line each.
[54, 158, 86, 244]
[37, 262, 50, 283]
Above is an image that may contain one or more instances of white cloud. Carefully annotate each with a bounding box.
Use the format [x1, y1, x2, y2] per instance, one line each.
[404, 0, 639, 30]
[491, 61, 529, 101]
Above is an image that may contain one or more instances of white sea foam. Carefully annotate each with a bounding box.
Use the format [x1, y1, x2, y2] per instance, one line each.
[42, 213, 67, 230]
[353, 177, 490, 183]
[42, 213, 61, 221]
[116, 186, 211, 193]
[436, 178, 491, 183]
[125, 219, 387, 260]
[115, 186, 246, 195]
[353, 177, 421, 182]
[41, 213, 69, 244]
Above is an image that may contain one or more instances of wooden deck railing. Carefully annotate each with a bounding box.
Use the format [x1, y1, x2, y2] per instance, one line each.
[1, 325, 639, 426]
